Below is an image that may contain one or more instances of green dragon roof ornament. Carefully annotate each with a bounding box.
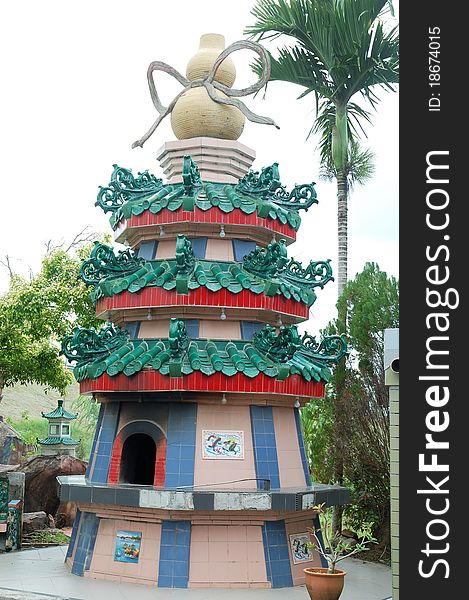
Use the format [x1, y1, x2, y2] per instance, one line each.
[96, 164, 163, 214]
[236, 163, 318, 211]
[80, 241, 145, 285]
[60, 320, 347, 384]
[253, 324, 347, 364]
[61, 322, 130, 367]
[243, 240, 333, 288]
[94, 159, 318, 229]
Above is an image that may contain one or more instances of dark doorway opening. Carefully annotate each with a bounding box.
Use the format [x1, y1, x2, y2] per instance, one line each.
[119, 433, 156, 485]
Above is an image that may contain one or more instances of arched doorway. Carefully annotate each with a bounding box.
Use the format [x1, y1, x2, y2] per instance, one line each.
[119, 433, 156, 485]
[108, 420, 167, 486]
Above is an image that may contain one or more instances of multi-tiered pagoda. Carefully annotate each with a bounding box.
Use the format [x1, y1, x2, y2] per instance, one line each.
[58, 33, 349, 589]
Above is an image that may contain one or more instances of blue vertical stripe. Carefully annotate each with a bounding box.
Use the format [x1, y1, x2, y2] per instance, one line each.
[158, 521, 191, 587]
[262, 521, 293, 587]
[294, 407, 311, 486]
[232, 239, 256, 261]
[138, 240, 158, 260]
[71, 512, 99, 576]
[66, 508, 82, 559]
[240, 321, 263, 340]
[250, 406, 280, 489]
[188, 237, 207, 259]
[85, 404, 104, 480]
[123, 321, 141, 338]
[183, 319, 200, 338]
[90, 402, 120, 483]
[164, 403, 197, 488]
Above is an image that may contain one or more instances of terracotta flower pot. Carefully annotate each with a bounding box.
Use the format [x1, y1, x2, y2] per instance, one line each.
[303, 567, 346, 600]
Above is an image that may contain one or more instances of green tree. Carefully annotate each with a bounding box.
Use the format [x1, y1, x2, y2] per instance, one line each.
[246, 0, 399, 532]
[0, 241, 102, 402]
[300, 396, 334, 483]
[318, 262, 398, 549]
[246, 0, 399, 296]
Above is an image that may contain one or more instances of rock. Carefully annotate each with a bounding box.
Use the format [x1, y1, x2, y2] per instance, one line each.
[20, 454, 87, 523]
[46, 513, 56, 528]
[22, 511, 47, 534]
[55, 500, 79, 528]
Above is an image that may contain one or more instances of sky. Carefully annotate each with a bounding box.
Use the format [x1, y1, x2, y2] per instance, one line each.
[0, 0, 398, 334]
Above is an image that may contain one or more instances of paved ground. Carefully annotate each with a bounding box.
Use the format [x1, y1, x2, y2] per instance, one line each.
[0, 545, 391, 600]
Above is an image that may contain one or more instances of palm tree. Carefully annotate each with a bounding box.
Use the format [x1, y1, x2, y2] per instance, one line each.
[245, 0, 399, 297]
[246, 0, 399, 533]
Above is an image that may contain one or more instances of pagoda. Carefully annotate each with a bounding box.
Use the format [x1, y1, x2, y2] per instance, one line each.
[58, 33, 349, 588]
[38, 399, 79, 457]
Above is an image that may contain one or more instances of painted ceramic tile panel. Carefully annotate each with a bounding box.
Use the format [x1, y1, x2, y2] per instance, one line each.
[114, 530, 142, 563]
[289, 532, 314, 564]
[202, 430, 244, 459]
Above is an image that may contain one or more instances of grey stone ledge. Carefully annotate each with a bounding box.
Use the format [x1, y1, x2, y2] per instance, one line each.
[57, 476, 350, 512]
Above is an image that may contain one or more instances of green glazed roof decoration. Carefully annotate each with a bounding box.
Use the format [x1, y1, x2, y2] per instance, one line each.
[169, 317, 190, 358]
[242, 239, 333, 289]
[41, 399, 77, 421]
[37, 436, 80, 446]
[175, 234, 196, 275]
[282, 256, 333, 289]
[96, 164, 164, 214]
[243, 239, 288, 278]
[79, 241, 145, 286]
[253, 324, 347, 365]
[61, 322, 130, 367]
[95, 158, 319, 231]
[61, 319, 347, 385]
[182, 155, 202, 194]
[79, 238, 332, 307]
[235, 162, 318, 212]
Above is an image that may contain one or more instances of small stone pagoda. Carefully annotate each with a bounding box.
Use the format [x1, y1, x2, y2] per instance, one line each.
[58, 33, 349, 588]
[38, 399, 79, 457]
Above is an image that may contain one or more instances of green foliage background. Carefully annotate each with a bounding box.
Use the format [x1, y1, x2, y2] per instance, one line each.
[0, 237, 108, 397]
[301, 262, 399, 550]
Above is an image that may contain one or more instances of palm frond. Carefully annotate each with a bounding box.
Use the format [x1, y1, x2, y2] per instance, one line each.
[309, 99, 373, 164]
[247, 0, 399, 105]
[320, 140, 376, 188]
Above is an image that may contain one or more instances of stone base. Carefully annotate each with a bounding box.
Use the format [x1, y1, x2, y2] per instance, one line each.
[66, 505, 324, 588]
[156, 137, 256, 184]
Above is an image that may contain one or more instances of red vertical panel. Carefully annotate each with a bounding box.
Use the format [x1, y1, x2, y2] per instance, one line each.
[107, 434, 123, 484]
[153, 436, 167, 487]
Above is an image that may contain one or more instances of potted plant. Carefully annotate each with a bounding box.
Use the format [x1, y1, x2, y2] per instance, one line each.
[304, 504, 377, 600]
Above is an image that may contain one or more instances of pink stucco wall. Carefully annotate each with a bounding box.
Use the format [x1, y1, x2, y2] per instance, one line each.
[189, 524, 269, 588]
[88, 518, 161, 585]
[137, 319, 242, 340]
[199, 320, 241, 339]
[138, 320, 169, 338]
[273, 407, 307, 487]
[155, 240, 176, 259]
[193, 404, 257, 489]
[205, 238, 234, 261]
